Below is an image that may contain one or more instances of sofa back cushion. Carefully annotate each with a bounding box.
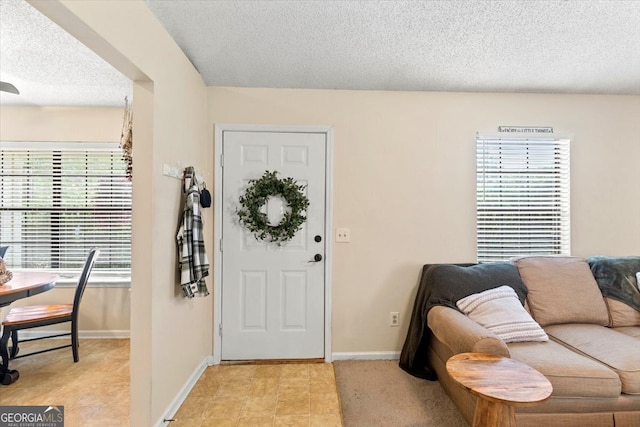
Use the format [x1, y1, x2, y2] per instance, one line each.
[587, 256, 640, 326]
[513, 256, 609, 327]
[605, 297, 640, 327]
[425, 262, 528, 309]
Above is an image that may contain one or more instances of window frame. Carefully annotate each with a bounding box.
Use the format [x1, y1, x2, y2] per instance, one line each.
[475, 133, 571, 263]
[0, 141, 131, 288]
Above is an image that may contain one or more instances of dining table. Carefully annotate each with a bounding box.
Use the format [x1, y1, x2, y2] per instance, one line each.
[0, 271, 58, 307]
[1, 271, 58, 385]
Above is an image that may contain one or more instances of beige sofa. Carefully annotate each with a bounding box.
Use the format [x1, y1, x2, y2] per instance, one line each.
[414, 256, 640, 427]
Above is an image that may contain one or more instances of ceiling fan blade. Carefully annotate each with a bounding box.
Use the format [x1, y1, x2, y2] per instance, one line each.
[0, 82, 20, 95]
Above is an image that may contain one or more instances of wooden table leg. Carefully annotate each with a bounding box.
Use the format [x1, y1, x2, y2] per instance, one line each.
[473, 397, 516, 427]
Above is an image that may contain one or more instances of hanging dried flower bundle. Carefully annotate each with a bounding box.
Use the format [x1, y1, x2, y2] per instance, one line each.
[120, 96, 133, 181]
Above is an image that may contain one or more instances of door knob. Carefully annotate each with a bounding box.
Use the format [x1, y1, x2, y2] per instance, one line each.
[308, 254, 323, 263]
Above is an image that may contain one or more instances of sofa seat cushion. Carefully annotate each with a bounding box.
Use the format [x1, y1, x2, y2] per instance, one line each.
[613, 326, 640, 340]
[513, 256, 609, 327]
[546, 324, 640, 395]
[507, 339, 621, 398]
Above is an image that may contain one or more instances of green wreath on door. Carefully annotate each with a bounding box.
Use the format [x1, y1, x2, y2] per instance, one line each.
[237, 170, 310, 245]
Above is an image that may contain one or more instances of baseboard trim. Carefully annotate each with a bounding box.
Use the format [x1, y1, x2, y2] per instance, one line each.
[332, 351, 400, 361]
[155, 356, 214, 427]
[18, 330, 130, 339]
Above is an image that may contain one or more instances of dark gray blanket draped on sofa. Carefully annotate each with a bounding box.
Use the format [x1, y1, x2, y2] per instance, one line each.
[398, 262, 528, 380]
[588, 256, 640, 311]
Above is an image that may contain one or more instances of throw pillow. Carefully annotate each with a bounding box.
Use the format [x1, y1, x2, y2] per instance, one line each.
[513, 256, 609, 327]
[456, 285, 548, 343]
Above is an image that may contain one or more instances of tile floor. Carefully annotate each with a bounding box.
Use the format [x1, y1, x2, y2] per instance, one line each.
[170, 363, 343, 426]
[0, 339, 343, 427]
[0, 339, 130, 426]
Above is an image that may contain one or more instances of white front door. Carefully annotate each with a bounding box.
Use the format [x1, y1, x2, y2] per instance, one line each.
[220, 130, 327, 360]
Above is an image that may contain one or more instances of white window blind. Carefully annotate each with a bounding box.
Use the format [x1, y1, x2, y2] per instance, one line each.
[476, 135, 570, 263]
[0, 142, 131, 274]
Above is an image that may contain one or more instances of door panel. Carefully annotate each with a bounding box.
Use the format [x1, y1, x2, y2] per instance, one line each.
[221, 131, 326, 360]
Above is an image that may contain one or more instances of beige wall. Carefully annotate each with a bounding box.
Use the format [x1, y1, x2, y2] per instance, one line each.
[7, 0, 640, 423]
[0, 106, 123, 142]
[208, 87, 640, 353]
[28, 1, 213, 425]
[0, 106, 130, 333]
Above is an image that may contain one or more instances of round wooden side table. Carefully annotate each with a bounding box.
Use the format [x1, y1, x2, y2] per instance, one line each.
[446, 352, 553, 427]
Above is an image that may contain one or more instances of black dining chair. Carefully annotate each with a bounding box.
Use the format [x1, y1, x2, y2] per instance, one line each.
[0, 248, 99, 375]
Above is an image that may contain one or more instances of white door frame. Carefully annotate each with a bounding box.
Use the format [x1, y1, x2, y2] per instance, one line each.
[213, 124, 333, 364]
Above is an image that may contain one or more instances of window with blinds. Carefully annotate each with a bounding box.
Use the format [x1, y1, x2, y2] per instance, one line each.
[0, 142, 131, 276]
[476, 135, 570, 263]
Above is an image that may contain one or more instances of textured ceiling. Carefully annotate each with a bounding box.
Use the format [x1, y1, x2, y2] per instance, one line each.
[0, 0, 132, 108]
[1, 1, 639, 109]
[146, 0, 640, 95]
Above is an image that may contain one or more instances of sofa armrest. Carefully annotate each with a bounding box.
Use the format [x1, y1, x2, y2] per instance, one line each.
[427, 305, 510, 357]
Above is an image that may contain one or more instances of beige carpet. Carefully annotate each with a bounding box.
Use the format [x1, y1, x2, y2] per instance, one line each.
[335, 360, 469, 427]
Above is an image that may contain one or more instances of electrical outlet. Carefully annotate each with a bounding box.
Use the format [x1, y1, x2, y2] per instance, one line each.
[390, 312, 399, 327]
[336, 227, 351, 243]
